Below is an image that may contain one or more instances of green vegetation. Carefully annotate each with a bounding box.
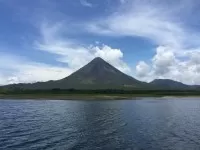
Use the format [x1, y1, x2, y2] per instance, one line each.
[0, 88, 200, 100]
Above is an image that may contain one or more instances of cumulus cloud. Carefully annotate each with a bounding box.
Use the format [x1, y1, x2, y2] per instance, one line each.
[2, 0, 200, 85]
[0, 20, 131, 85]
[93, 45, 131, 73]
[135, 46, 200, 85]
[152, 46, 177, 75]
[86, 0, 200, 84]
[35, 22, 131, 73]
[136, 61, 150, 78]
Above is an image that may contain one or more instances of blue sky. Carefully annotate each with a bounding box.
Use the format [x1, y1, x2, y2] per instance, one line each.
[1, 0, 200, 85]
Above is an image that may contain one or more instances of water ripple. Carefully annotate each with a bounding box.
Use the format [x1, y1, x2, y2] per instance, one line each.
[1, 99, 200, 150]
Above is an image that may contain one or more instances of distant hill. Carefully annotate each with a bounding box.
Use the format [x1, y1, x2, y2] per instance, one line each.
[149, 79, 190, 90]
[5, 57, 147, 90]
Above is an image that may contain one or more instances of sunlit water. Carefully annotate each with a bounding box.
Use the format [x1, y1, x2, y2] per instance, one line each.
[1, 98, 200, 150]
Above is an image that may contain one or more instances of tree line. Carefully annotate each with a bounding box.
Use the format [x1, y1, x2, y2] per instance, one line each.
[0, 88, 200, 96]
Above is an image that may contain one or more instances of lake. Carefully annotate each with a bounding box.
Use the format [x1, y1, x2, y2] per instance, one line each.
[0, 98, 200, 150]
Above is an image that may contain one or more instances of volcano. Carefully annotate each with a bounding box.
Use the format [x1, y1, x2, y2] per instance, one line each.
[7, 57, 147, 90]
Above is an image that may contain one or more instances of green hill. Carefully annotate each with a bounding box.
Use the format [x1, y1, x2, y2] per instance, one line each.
[149, 79, 190, 90]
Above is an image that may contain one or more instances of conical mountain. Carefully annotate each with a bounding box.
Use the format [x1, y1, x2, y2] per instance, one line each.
[55, 57, 145, 89]
[7, 57, 147, 90]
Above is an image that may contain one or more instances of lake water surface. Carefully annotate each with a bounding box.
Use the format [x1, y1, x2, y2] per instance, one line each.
[1, 98, 200, 150]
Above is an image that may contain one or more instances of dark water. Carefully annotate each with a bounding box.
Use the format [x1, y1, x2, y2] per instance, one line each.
[1, 98, 200, 150]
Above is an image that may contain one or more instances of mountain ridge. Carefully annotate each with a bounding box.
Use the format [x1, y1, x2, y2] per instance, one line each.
[149, 79, 190, 90]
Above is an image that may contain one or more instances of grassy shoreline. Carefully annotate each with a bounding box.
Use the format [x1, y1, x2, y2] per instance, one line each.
[0, 94, 143, 100]
[0, 93, 200, 100]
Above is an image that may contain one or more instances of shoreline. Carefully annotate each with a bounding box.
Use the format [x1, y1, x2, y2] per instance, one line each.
[0, 94, 140, 100]
[1, 94, 200, 100]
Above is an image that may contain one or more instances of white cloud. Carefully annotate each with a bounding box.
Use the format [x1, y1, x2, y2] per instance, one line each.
[80, 0, 93, 7]
[0, 74, 8, 85]
[87, 0, 189, 48]
[0, 20, 131, 85]
[152, 46, 176, 75]
[35, 22, 131, 73]
[136, 61, 150, 78]
[85, 0, 200, 85]
[2, 0, 200, 85]
[0, 52, 73, 85]
[93, 45, 131, 73]
[135, 46, 200, 85]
